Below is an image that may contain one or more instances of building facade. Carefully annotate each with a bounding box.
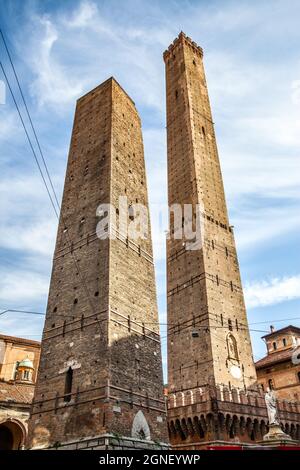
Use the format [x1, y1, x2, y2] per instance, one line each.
[27, 78, 168, 450]
[256, 326, 300, 401]
[164, 32, 300, 448]
[0, 334, 40, 450]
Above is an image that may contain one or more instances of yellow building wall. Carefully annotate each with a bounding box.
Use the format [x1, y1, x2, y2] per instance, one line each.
[0, 339, 40, 382]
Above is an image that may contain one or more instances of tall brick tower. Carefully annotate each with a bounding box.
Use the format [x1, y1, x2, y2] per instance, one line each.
[27, 78, 168, 449]
[164, 34, 300, 450]
[164, 33, 257, 395]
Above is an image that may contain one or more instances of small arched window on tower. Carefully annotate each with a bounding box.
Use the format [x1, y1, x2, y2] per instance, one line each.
[227, 333, 239, 361]
[175, 90, 178, 99]
[202, 126, 206, 137]
[273, 341, 277, 351]
[128, 205, 134, 221]
[268, 378, 274, 390]
[64, 367, 73, 402]
[228, 319, 233, 331]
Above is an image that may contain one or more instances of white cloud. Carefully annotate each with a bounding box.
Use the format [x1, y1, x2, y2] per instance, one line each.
[0, 111, 20, 140]
[143, 128, 168, 262]
[0, 270, 49, 304]
[0, 174, 57, 255]
[244, 275, 300, 309]
[0, 219, 56, 256]
[0, 310, 44, 341]
[17, 0, 169, 113]
[232, 202, 300, 252]
[0, 79, 5, 105]
[291, 79, 300, 104]
[206, 51, 265, 101]
[28, 16, 84, 108]
[66, 0, 98, 28]
[222, 150, 300, 201]
[236, 116, 300, 148]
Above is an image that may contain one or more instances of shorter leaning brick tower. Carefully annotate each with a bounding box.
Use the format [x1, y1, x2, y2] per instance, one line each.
[27, 78, 168, 450]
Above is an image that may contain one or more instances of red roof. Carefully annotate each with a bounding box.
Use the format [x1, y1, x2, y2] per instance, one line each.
[262, 325, 300, 339]
[255, 348, 295, 369]
[0, 380, 35, 404]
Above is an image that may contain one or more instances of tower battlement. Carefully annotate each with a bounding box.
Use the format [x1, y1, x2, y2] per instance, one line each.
[163, 31, 203, 62]
[167, 385, 300, 447]
[168, 384, 300, 414]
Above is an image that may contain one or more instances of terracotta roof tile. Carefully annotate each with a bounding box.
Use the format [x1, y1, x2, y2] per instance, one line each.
[0, 380, 35, 404]
[262, 325, 300, 339]
[255, 348, 295, 369]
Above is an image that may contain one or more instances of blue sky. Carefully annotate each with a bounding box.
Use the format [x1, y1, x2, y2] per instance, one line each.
[0, 0, 300, 379]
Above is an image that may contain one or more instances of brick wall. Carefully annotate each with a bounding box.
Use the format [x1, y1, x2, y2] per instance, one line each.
[27, 78, 168, 448]
[165, 33, 257, 392]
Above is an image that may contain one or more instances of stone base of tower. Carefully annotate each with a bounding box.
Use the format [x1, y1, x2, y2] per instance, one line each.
[31, 434, 170, 450]
[167, 384, 300, 449]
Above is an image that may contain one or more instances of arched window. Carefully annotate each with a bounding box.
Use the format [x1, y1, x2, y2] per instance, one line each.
[273, 342, 277, 350]
[23, 370, 30, 381]
[64, 367, 73, 402]
[227, 333, 239, 361]
[297, 372, 300, 383]
[268, 378, 274, 390]
[283, 338, 286, 347]
[128, 205, 134, 221]
[131, 411, 151, 441]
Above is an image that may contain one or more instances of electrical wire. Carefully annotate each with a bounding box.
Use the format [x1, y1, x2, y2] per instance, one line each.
[0, 309, 44, 317]
[0, 308, 299, 332]
[0, 61, 59, 218]
[0, 28, 61, 212]
[0, 32, 299, 350]
[0, 33, 102, 334]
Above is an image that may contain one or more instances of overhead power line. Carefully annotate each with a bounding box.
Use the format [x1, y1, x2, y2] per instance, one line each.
[249, 317, 300, 326]
[0, 308, 299, 330]
[0, 30, 102, 334]
[0, 28, 61, 213]
[0, 309, 44, 317]
[1, 31, 299, 346]
[0, 61, 59, 218]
